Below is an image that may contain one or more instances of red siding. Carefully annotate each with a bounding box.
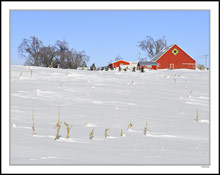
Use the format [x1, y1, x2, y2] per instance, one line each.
[113, 60, 130, 68]
[156, 44, 196, 70]
[152, 65, 157, 70]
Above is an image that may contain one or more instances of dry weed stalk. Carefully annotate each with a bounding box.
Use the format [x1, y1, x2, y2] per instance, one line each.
[121, 129, 124, 136]
[127, 122, 133, 130]
[29, 68, 32, 77]
[55, 106, 61, 140]
[196, 109, 199, 122]
[32, 110, 35, 135]
[19, 72, 22, 79]
[105, 128, 110, 138]
[89, 128, 94, 140]
[64, 122, 70, 139]
[188, 90, 192, 97]
[144, 120, 147, 136]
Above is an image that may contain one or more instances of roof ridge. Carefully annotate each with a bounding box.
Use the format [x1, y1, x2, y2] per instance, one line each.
[114, 59, 129, 62]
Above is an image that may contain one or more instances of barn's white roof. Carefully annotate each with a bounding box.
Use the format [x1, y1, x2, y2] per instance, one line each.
[151, 44, 175, 62]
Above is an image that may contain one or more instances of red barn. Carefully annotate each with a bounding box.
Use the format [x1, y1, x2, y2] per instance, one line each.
[109, 60, 130, 69]
[151, 44, 196, 70]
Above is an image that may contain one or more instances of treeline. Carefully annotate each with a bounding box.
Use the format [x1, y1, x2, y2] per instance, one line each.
[18, 36, 89, 69]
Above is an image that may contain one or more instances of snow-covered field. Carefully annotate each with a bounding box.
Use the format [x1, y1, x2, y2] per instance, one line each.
[10, 65, 209, 165]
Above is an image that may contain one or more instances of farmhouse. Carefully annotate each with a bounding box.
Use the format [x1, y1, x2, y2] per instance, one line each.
[129, 61, 138, 69]
[151, 44, 196, 70]
[120, 61, 138, 70]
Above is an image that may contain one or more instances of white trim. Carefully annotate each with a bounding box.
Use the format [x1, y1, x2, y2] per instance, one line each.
[182, 63, 196, 65]
[170, 64, 174, 69]
[157, 63, 160, 68]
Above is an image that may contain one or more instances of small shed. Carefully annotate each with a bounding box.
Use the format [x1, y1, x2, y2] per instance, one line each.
[109, 60, 130, 69]
[137, 61, 158, 70]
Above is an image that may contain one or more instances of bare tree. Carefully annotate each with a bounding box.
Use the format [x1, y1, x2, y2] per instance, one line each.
[55, 40, 69, 68]
[81, 61, 87, 68]
[115, 55, 123, 61]
[55, 40, 90, 69]
[18, 37, 90, 69]
[138, 36, 167, 61]
[197, 64, 205, 70]
[74, 50, 90, 69]
[18, 36, 43, 66]
[39, 45, 56, 67]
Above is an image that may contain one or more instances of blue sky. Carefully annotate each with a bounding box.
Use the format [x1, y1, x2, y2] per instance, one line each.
[10, 10, 210, 67]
